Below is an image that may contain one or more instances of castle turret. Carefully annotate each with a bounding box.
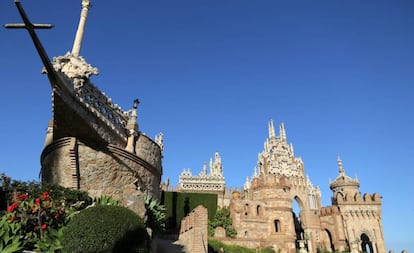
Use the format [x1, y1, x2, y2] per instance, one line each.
[330, 156, 360, 203]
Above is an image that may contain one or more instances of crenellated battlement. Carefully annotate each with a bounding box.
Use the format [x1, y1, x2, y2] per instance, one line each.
[320, 205, 340, 216]
[250, 173, 290, 190]
[333, 191, 382, 204]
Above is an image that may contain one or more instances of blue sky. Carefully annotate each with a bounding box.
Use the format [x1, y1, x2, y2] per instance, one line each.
[1, 0, 413, 251]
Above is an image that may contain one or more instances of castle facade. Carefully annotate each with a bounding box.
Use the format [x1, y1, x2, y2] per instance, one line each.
[177, 120, 386, 253]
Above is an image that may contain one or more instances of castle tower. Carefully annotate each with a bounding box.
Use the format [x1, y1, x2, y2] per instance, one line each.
[329, 156, 360, 203]
[230, 121, 322, 252]
[329, 158, 386, 253]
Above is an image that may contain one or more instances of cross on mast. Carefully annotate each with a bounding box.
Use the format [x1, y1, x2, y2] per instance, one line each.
[4, 0, 55, 80]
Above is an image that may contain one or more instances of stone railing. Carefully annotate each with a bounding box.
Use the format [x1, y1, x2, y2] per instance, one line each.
[52, 53, 129, 142]
[178, 205, 208, 253]
[75, 79, 129, 136]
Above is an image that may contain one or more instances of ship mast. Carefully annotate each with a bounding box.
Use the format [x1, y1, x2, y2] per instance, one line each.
[72, 0, 91, 57]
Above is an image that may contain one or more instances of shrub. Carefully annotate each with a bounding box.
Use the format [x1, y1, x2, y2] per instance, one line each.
[208, 207, 237, 238]
[0, 174, 92, 214]
[3, 191, 70, 252]
[161, 191, 217, 230]
[144, 194, 166, 236]
[0, 214, 24, 253]
[208, 239, 252, 253]
[208, 239, 276, 253]
[93, 195, 120, 206]
[62, 205, 149, 253]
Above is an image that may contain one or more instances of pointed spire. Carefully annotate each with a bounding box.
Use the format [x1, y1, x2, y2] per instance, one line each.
[72, 0, 91, 57]
[268, 120, 276, 139]
[279, 122, 286, 141]
[202, 162, 207, 175]
[209, 157, 213, 174]
[289, 143, 294, 156]
[337, 155, 345, 176]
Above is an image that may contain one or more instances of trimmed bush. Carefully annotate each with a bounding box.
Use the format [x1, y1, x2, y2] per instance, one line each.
[208, 207, 237, 238]
[161, 191, 217, 231]
[208, 239, 277, 253]
[62, 205, 149, 253]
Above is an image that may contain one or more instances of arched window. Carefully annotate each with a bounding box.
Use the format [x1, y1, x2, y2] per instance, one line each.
[274, 219, 281, 232]
[244, 203, 249, 216]
[256, 205, 261, 216]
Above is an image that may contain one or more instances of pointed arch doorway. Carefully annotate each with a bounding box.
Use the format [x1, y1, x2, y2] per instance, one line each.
[292, 196, 305, 251]
[320, 229, 334, 252]
[360, 233, 374, 253]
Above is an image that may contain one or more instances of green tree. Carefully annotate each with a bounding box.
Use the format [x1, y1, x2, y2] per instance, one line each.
[208, 207, 237, 238]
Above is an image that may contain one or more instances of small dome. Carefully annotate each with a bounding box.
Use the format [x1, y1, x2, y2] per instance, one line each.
[330, 157, 359, 190]
[330, 174, 359, 190]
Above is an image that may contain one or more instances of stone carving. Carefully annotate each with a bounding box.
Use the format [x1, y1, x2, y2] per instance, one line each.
[155, 132, 164, 152]
[178, 152, 225, 192]
[50, 52, 131, 141]
[52, 53, 98, 89]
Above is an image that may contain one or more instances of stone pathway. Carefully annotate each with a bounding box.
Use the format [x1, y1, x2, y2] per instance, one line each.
[155, 237, 185, 253]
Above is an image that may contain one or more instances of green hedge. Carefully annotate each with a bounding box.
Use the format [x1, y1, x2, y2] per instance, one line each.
[62, 205, 149, 253]
[161, 191, 217, 230]
[208, 239, 277, 253]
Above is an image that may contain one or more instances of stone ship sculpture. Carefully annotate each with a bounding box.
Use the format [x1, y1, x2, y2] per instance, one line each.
[6, 0, 163, 217]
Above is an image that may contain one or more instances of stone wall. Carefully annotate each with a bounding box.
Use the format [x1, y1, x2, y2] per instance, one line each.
[41, 136, 162, 217]
[178, 205, 208, 253]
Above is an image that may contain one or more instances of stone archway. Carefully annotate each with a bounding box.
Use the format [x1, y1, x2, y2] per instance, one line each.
[320, 229, 334, 252]
[360, 233, 374, 253]
[292, 196, 305, 250]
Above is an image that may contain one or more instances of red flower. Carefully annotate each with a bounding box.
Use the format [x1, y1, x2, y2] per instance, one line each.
[35, 198, 41, 206]
[30, 205, 37, 213]
[7, 202, 19, 212]
[16, 193, 29, 201]
[41, 224, 47, 230]
[41, 192, 50, 201]
[10, 215, 20, 222]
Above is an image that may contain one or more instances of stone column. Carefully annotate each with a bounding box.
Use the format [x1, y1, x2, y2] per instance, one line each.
[72, 0, 91, 57]
[125, 129, 135, 153]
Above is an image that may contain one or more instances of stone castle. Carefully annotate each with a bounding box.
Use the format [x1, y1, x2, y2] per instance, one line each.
[176, 120, 386, 253]
[8, 1, 387, 252]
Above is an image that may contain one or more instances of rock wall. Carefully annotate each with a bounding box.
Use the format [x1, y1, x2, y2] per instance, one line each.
[178, 205, 208, 253]
[41, 136, 162, 217]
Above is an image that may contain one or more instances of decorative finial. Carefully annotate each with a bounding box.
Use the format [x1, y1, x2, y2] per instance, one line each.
[72, 0, 91, 57]
[279, 122, 286, 141]
[133, 98, 140, 109]
[268, 120, 276, 139]
[337, 155, 345, 175]
[202, 162, 207, 175]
